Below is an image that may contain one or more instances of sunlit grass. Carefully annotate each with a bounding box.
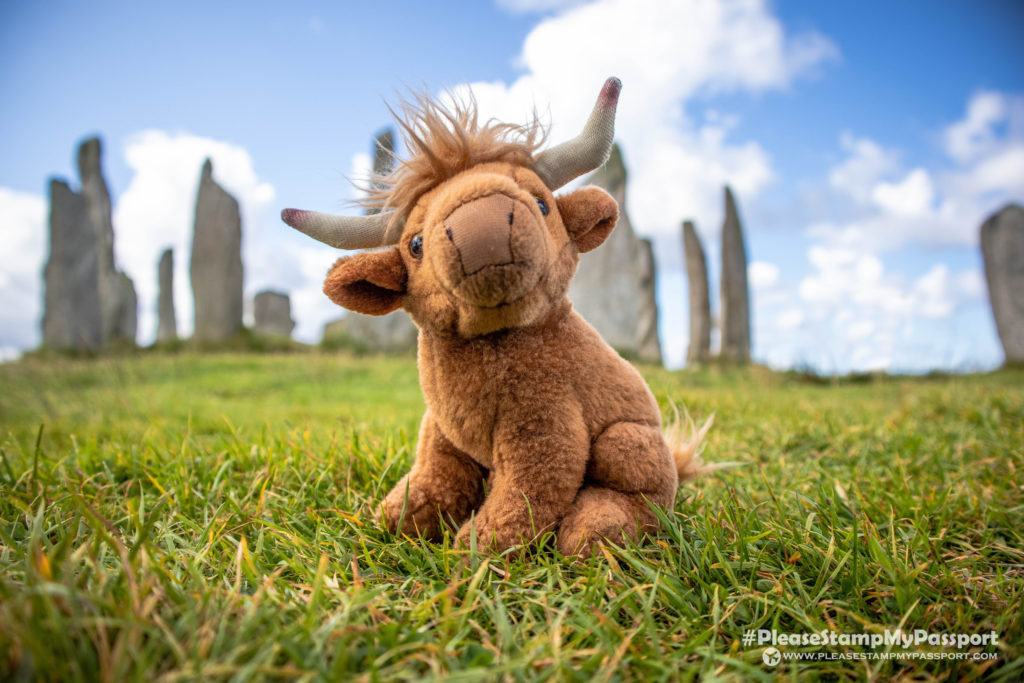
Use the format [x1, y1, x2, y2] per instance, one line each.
[1, 353, 1021, 680]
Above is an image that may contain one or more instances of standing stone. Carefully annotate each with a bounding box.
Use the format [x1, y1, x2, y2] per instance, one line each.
[157, 248, 177, 342]
[78, 137, 136, 345]
[322, 312, 418, 353]
[190, 159, 244, 343]
[116, 273, 138, 343]
[981, 203, 1024, 363]
[366, 127, 395, 215]
[720, 186, 751, 362]
[42, 179, 102, 350]
[682, 220, 711, 363]
[569, 144, 662, 363]
[253, 290, 296, 338]
[329, 127, 421, 352]
[372, 128, 395, 178]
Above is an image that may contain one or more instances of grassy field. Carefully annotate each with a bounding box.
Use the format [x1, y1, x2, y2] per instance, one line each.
[0, 351, 1021, 681]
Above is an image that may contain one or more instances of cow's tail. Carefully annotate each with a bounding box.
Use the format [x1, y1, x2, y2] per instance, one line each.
[664, 403, 715, 483]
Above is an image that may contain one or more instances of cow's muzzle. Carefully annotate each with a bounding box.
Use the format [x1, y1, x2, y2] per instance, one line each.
[436, 192, 547, 307]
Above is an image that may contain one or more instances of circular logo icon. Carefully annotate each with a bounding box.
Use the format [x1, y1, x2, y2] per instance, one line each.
[762, 647, 781, 667]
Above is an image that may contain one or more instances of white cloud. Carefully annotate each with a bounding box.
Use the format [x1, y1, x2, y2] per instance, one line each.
[793, 241, 988, 371]
[776, 307, 804, 331]
[786, 89, 1022, 372]
[829, 131, 899, 202]
[0, 187, 47, 350]
[815, 91, 1024, 253]
[871, 167, 934, 217]
[114, 131, 276, 343]
[748, 260, 780, 290]
[457, 0, 837, 240]
[845, 319, 875, 342]
[944, 91, 1010, 164]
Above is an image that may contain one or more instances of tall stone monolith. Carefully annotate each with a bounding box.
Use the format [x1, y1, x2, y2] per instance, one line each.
[190, 159, 243, 343]
[322, 312, 418, 354]
[41, 137, 136, 350]
[42, 179, 103, 350]
[372, 128, 394, 177]
[682, 220, 711, 363]
[720, 186, 751, 362]
[157, 248, 177, 342]
[570, 144, 662, 363]
[981, 203, 1024, 363]
[78, 137, 136, 345]
[331, 127, 420, 352]
[253, 290, 295, 338]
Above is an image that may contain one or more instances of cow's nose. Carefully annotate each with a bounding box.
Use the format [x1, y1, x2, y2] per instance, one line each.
[444, 194, 516, 275]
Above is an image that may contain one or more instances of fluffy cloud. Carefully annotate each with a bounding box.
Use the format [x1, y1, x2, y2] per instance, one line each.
[0, 187, 47, 354]
[815, 91, 1024, 253]
[828, 132, 899, 203]
[458, 0, 836, 242]
[793, 245, 987, 370]
[785, 89, 1022, 371]
[748, 260, 780, 290]
[114, 131, 278, 343]
[944, 91, 1014, 164]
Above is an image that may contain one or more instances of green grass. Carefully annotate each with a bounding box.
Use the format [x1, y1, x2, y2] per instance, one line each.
[0, 352, 1021, 681]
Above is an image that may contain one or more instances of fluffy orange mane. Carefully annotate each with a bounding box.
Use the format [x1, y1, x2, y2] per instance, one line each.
[360, 92, 548, 228]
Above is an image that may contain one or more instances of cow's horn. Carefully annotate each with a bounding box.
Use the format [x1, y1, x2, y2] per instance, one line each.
[280, 208, 401, 249]
[533, 77, 621, 190]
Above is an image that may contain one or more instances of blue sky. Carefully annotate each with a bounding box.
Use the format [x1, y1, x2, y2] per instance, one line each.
[2, 0, 1022, 371]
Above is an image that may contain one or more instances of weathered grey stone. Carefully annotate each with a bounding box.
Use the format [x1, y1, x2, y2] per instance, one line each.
[322, 311, 418, 354]
[190, 159, 244, 343]
[570, 144, 662, 363]
[720, 186, 751, 362]
[682, 220, 711, 363]
[116, 273, 137, 343]
[365, 127, 395, 215]
[41, 137, 136, 350]
[42, 179, 102, 350]
[324, 128, 419, 354]
[78, 137, 136, 345]
[981, 203, 1024, 363]
[372, 128, 395, 177]
[157, 248, 177, 342]
[253, 290, 295, 338]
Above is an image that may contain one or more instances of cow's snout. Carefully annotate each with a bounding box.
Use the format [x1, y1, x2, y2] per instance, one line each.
[444, 194, 516, 275]
[426, 179, 550, 310]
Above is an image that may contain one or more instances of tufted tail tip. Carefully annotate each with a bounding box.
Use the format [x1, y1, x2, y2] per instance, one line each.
[664, 405, 713, 482]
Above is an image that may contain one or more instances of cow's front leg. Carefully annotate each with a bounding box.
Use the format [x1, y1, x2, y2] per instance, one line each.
[379, 413, 487, 541]
[455, 410, 588, 552]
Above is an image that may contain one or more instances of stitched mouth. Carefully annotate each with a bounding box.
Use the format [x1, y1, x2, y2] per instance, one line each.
[450, 261, 541, 308]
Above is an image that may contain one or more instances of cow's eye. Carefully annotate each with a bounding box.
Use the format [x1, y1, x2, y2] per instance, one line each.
[409, 235, 424, 258]
[536, 197, 548, 216]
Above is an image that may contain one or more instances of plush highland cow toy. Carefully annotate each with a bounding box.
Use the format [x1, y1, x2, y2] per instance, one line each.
[282, 78, 708, 556]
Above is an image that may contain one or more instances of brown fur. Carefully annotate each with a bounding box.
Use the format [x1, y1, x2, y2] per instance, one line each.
[323, 94, 707, 556]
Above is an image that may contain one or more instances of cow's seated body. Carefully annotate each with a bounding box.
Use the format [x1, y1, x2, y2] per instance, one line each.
[283, 78, 707, 555]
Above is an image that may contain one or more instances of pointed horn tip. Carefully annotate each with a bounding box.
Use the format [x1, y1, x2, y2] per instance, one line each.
[600, 77, 622, 107]
[281, 208, 306, 227]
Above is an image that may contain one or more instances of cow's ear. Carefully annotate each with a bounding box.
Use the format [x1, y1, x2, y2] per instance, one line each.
[323, 247, 407, 315]
[556, 186, 619, 253]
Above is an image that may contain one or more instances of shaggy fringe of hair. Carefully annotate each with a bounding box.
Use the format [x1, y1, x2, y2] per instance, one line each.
[358, 89, 549, 226]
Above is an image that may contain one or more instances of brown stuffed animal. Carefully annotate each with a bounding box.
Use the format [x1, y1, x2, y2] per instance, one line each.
[283, 78, 708, 556]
